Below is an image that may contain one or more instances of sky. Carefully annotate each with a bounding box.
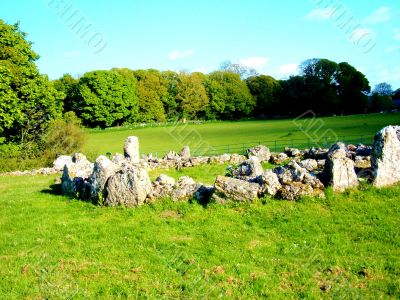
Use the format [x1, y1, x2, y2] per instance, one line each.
[2, 0, 399, 89]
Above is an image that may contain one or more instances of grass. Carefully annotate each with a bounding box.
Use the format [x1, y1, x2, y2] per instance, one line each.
[0, 175, 399, 299]
[84, 113, 400, 159]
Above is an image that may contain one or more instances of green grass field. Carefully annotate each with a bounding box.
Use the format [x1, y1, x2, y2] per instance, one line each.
[84, 113, 400, 159]
[0, 175, 399, 299]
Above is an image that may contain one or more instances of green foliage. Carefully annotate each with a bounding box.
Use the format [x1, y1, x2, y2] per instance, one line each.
[246, 75, 282, 117]
[206, 71, 255, 120]
[74, 70, 139, 128]
[176, 72, 209, 119]
[0, 175, 399, 298]
[41, 112, 86, 162]
[0, 19, 63, 143]
[52, 73, 79, 113]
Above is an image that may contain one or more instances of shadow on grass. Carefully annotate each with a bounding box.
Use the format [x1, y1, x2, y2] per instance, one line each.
[41, 183, 62, 196]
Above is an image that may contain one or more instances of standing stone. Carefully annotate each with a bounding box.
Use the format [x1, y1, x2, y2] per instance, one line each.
[211, 176, 260, 204]
[372, 126, 400, 187]
[324, 143, 359, 192]
[124, 136, 140, 163]
[179, 146, 191, 160]
[104, 166, 152, 207]
[89, 156, 118, 203]
[53, 155, 73, 171]
[61, 154, 93, 197]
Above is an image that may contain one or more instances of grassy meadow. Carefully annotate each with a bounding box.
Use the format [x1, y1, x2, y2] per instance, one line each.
[0, 175, 399, 299]
[84, 113, 400, 159]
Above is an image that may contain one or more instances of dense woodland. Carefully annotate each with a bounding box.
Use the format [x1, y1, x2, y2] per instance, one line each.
[0, 19, 398, 168]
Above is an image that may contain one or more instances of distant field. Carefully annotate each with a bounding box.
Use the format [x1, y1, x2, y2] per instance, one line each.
[84, 113, 400, 159]
[0, 175, 399, 298]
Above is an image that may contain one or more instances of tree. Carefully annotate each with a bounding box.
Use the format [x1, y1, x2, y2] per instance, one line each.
[393, 88, 400, 99]
[175, 72, 209, 119]
[373, 82, 393, 96]
[0, 19, 63, 145]
[220, 60, 259, 79]
[53, 73, 79, 113]
[279, 76, 306, 117]
[246, 75, 282, 117]
[336, 62, 370, 114]
[74, 70, 139, 128]
[130, 69, 167, 122]
[161, 71, 179, 119]
[206, 71, 255, 120]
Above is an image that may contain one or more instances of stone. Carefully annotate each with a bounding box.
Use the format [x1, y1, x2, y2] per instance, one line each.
[163, 151, 180, 161]
[270, 152, 289, 164]
[156, 174, 176, 186]
[190, 156, 210, 166]
[232, 156, 263, 180]
[356, 144, 372, 157]
[53, 155, 72, 171]
[299, 159, 318, 172]
[229, 153, 247, 164]
[89, 156, 118, 203]
[124, 136, 140, 163]
[258, 170, 282, 196]
[279, 182, 315, 201]
[247, 145, 271, 162]
[149, 174, 176, 200]
[323, 143, 359, 192]
[171, 176, 200, 201]
[179, 146, 191, 160]
[354, 156, 371, 169]
[211, 176, 260, 204]
[209, 154, 231, 164]
[284, 147, 302, 158]
[372, 126, 400, 188]
[307, 148, 328, 160]
[61, 154, 93, 197]
[104, 166, 152, 207]
[112, 153, 126, 166]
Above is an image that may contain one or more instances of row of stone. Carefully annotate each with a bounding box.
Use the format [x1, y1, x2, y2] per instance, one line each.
[59, 126, 400, 206]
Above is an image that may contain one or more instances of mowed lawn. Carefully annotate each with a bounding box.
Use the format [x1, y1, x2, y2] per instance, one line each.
[0, 175, 399, 299]
[84, 113, 400, 158]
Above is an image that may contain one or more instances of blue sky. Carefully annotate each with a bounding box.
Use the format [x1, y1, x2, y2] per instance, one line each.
[2, 0, 399, 89]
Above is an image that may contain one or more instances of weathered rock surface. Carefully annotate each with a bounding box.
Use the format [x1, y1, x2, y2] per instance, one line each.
[324, 143, 359, 192]
[372, 126, 400, 187]
[61, 153, 93, 197]
[247, 145, 271, 162]
[112, 153, 126, 166]
[171, 176, 200, 201]
[89, 156, 118, 202]
[354, 156, 371, 169]
[104, 166, 152, 207]
[124, 136, 140, 163]
[232, 157, 263, 180]
[284, 147, 303, 158]
[149, 174, 176, 200]
[163, 151, 180, 161]
[307, 148, 329, 160]
[299, 159, 319, 172]
[258, 170, 281, 196]
[270, 152, 289, 164]
[179, 146, 191, 160]
[211, 176, 260, 203]
[53, 155, 72, 171]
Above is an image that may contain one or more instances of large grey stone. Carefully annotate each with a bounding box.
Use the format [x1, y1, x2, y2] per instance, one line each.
[258, 170, 282, 197]
[247, 145, 271, 162]
[124, 136, 140, 163]
[53, 155, 72, 171]
[179, 146, 191, 160]
[61, 153, 93, 197]
[171, 176, 200, 201]
[232, 156, 263, 180]
[324, 143, 359, 192]
[104, 166, 152, 207]
[372, 126, 400, 187]
[211, 176, 260, 204]
[89, 156, 118, 203]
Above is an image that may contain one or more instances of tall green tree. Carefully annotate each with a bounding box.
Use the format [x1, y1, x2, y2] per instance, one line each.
[206, 71, 255, 120]
[131, 69, 167, 122]
[176, 72, 209, 119]
[74, 70, 139, 128]
[0, 20, 63, 144]
[246, 75, 282, 117]
[53, 73, 79, 113]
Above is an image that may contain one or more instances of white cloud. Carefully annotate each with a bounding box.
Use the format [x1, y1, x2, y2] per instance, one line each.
[239, 56, 269, 69]
[279, 64, 299, 76]
[63, 51, 81, 58]
[168, 49, 195, 60]
[385, 46, 400, 53]
[304, 8, 335, 21]
[364, 6, 391, 24]
[350, 28, 373, 41]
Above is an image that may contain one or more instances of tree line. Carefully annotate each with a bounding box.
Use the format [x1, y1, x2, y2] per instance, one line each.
[1, 18, 398, 153]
